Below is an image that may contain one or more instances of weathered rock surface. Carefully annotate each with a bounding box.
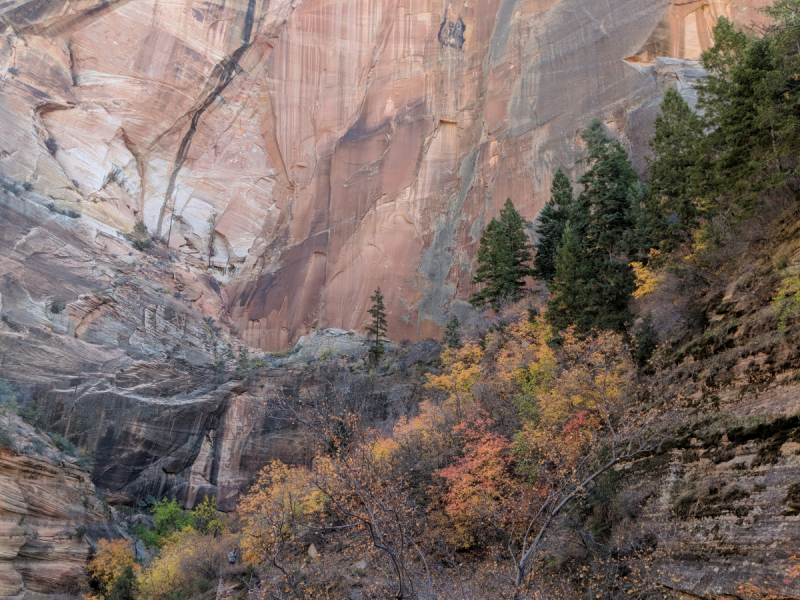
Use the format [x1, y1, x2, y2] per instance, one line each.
[0, 0, 770, 350]
[33, 333, 431, 511]
[0, 414, 118, 598]
[0, 186, 233, 388]
[610, 418, 800, 599]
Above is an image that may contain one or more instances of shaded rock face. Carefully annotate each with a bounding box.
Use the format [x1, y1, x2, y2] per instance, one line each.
[0, 416, 118, 599]
[614, 417, 800, 599]
[34, 341, 426, 512]
[0, 0, 769, 350]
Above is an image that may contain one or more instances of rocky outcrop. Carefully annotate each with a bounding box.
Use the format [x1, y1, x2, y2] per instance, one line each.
[606, 413, 800, 599]
[32, 331, 434, 511]
[0, 414, 118, 598]
[0, 0, 770, 350]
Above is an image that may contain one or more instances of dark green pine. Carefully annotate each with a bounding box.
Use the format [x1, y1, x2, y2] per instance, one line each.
[646, 87, 705, 245]
[470, 198, 535, 309]
[533, 168, 573, 282]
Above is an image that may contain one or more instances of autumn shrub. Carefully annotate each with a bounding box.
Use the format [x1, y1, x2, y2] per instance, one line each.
[87, 539, 140, 596]
[137, 529, 194, 599]
[232, 304, 672, 598]
[438, 409, 517, 549]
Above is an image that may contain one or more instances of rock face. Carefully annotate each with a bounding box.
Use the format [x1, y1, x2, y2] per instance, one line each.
[0, 0, 769, 350]
[0, 415, 118, 598]
[28, 325, 430, 511]
[0, 186, 231, 387]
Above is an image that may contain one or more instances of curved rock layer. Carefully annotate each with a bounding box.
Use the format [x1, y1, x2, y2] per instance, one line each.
[0, 0, 768, 350]
[0, 418, 117, 598]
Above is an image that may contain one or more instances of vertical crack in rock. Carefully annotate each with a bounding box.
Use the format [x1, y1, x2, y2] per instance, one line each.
[155, 0, 258, 238]
[417, 0, 515, 330]
[489, 0, 518, 67]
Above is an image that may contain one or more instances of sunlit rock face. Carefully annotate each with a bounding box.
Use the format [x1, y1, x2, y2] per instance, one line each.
[0, 0, 769, 350]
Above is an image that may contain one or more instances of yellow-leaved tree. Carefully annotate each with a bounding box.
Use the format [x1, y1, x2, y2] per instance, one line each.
[87, 539, 140, 597]
[425, 342, 482, 416]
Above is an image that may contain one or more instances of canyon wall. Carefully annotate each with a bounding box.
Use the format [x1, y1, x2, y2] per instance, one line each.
[0, 414, 120, 598]
[0, 0, 769, 350]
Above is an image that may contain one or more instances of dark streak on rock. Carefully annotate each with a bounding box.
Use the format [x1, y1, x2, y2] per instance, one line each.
[156, 0, 258, 238]
[438, 11, 466, 50]
[242, 0, 256, 45]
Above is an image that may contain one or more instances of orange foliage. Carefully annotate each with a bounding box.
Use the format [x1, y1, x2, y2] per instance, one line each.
[439, 410, 515, 548]
[513, 329, 635, 486]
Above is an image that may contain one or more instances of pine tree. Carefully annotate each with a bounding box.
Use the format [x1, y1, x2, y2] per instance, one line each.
[579, 120, 642, 332]
[470, 198, 535, 309]
[579, 120, 640, 256]
[622, 180, 656, 263]
[646, 87, 706, 245]
[443, 316, 462, 349]
[760, 0, 800, 182]
[697, 18, 775, 215]
[367, 287, 387, 364]
[546, 222, 594, 332]
[533, 168, 573, 282]
[546, 121, 649, 334]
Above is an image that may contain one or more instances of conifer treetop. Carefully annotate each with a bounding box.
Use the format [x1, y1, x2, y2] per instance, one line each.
[470, 198, 535, 309]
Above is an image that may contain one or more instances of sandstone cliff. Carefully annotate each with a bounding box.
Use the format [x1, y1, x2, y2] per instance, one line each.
[0, 414, 119, 598]
[0, 0, 770, 350]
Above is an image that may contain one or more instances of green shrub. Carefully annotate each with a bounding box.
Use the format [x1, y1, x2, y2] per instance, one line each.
[77, 450, 94, 470]
[51, 433, 78, 456]
[631, 314, 659, 372]
[152, 497, 193, 537]
[132, 239, 150, 252]
[0, 380, 18, 415]
[0, 425, 14, 451]
[18, 403, 37, 424]
[133, 525, 160, 549]
[106, 564, 138, 600]
[49, 301, 66, 314]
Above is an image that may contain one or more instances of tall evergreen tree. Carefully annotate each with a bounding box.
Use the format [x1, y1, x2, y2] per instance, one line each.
[760, 0, 800, 183]
[646, 87, 706, 245]
[546, 222, 594, 332]
[622, 179, 657, 263]
[579, 120, 640, 256]
[546, 120, 650, 333]
[580, 120, 642, 331]
[533, 168, 574, 282]
[367, 287, 387, 364]
[470, 198, 535, 309]
[697, 18, 775, 215]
